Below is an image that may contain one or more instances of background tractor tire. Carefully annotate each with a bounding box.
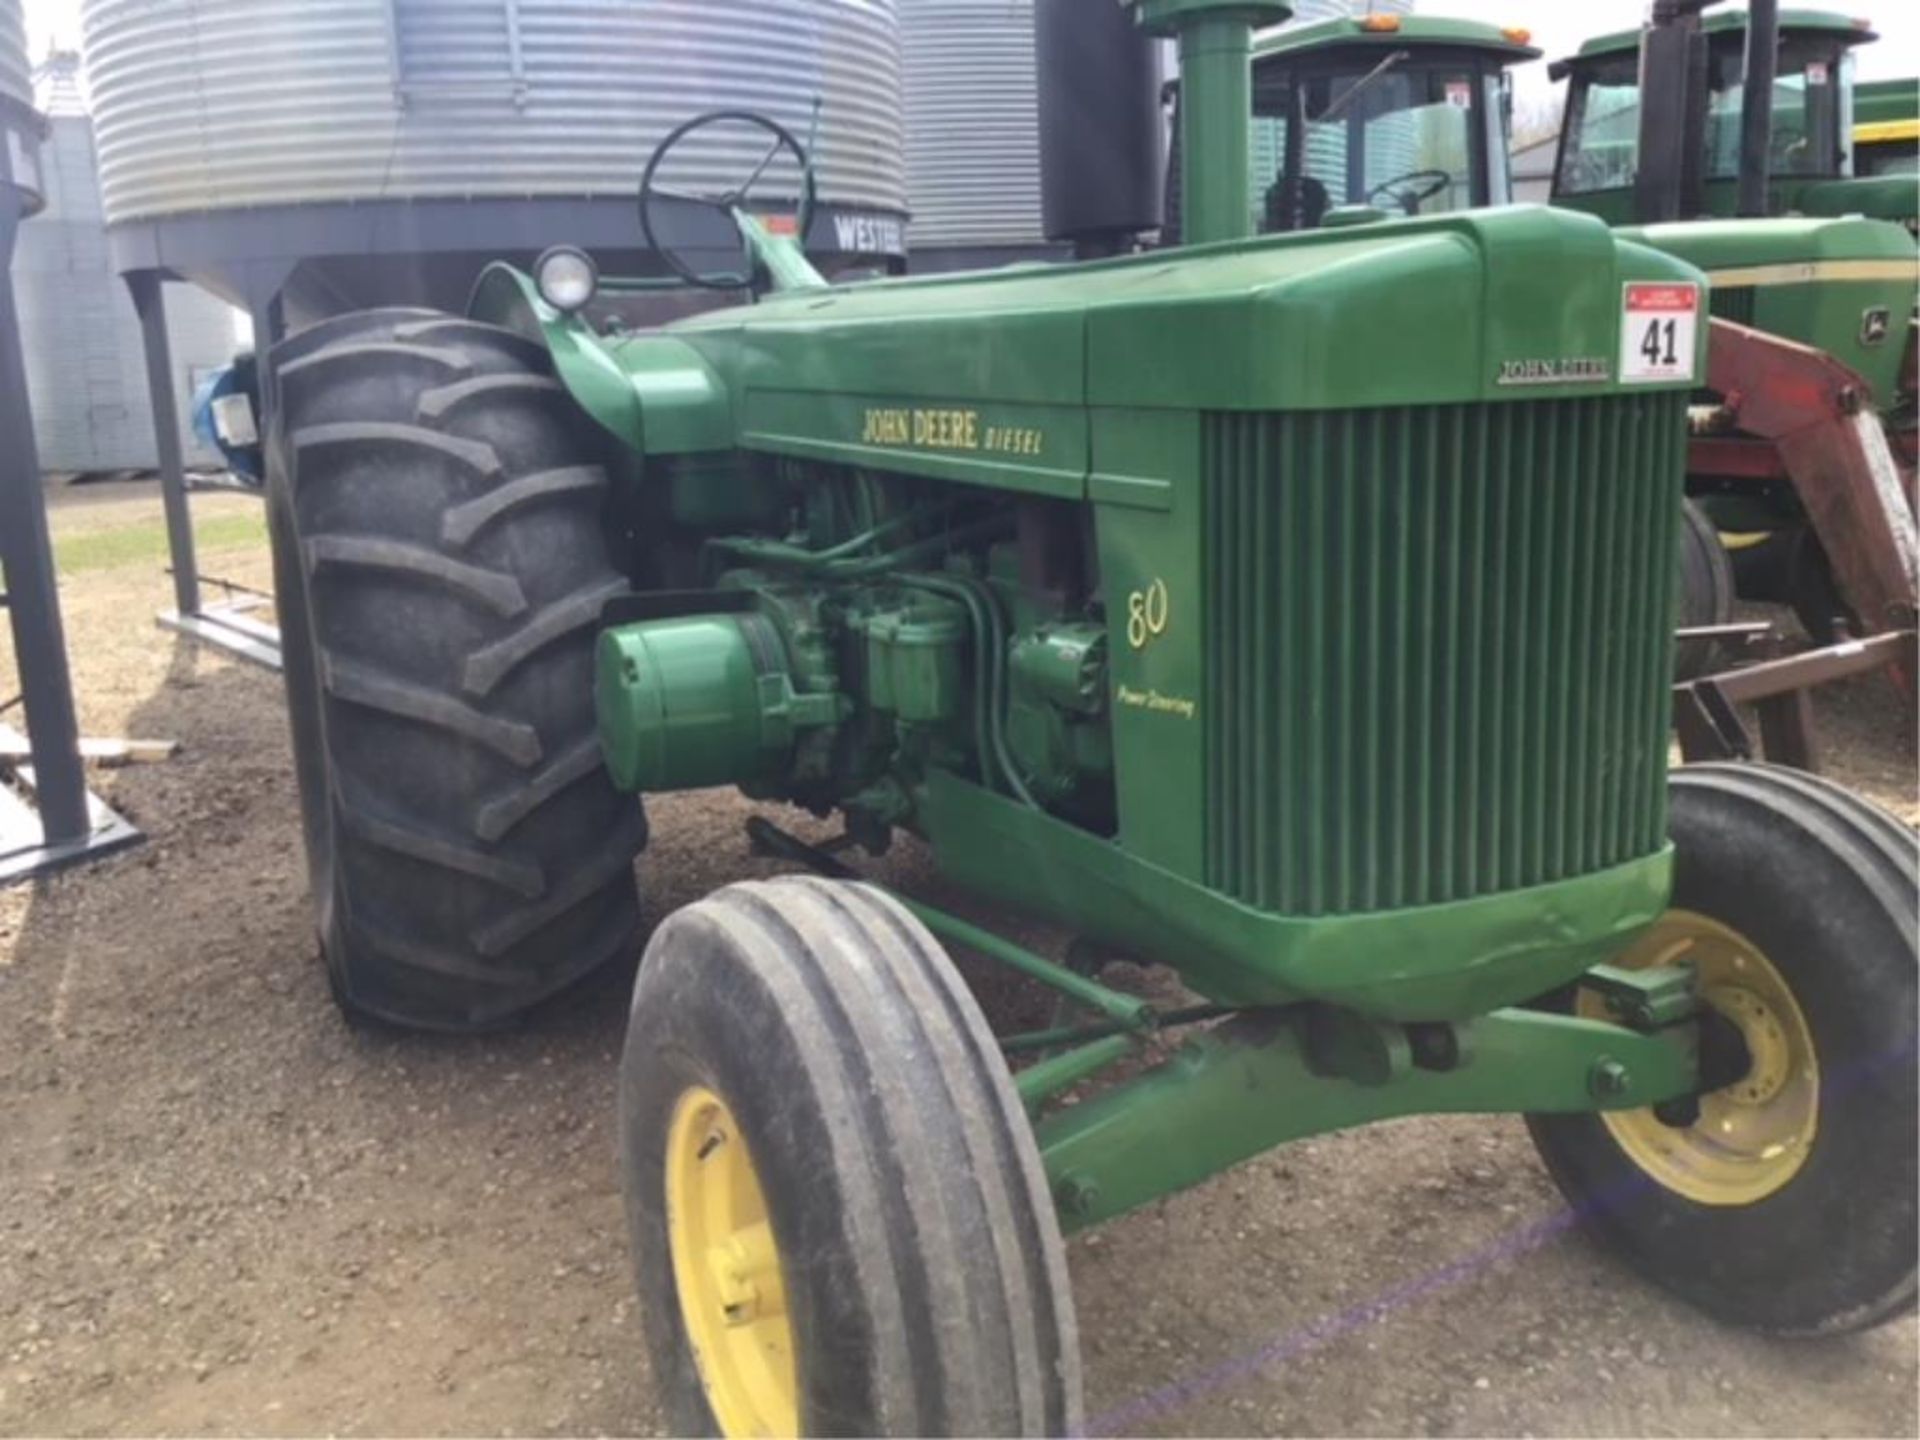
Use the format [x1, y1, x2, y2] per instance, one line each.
[1725, 525, 1852, 645]
[1673, 497, 1735, 680]
[265, 307, 645, 1031]
[621, 876, 1081, 1437]
[1529, 763, 1917, 1335]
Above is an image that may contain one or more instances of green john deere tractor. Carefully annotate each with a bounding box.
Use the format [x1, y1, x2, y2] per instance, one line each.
[1548, 4, 1914, 410]
[264, 0, 1918, 1431]
[1552, 3, 1918, 649]
[1552, 8, 1914, 227]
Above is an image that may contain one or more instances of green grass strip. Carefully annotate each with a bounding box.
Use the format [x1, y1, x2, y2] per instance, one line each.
[54, 512, 268, 575]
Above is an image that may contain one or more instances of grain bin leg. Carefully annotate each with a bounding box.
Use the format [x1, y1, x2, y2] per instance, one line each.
[128, 268, 200, 618]
[0, 181, 90, 848]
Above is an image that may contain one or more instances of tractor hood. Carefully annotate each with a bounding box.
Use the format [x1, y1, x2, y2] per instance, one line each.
[478, 206, 1704, 489]
[1794, 174, 1920, 232]
[670, 204, 1696, 410]
[1614, 214, 1918, 273]
[1616, 215, 1917, 404]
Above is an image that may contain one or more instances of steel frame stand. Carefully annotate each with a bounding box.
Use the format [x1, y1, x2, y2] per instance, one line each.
[0, 183, 142, 884]
[1672, 628, 1916, 772]
[131, 269, 284, 672]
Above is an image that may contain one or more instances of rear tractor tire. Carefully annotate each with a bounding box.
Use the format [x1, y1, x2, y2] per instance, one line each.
[1529, 763, 1917, 1335]
[1672, 496, 1735, 681]
[620, 876, 1082, 1437]
[265, 307, 645, 1031]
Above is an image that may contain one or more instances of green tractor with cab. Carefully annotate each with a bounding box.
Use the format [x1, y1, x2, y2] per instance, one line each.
[264, 0, 1918, 1432]
[1552, 2, 1917, 652]
[1552, 7, 1914, 227]
[1163, 12, 1542, 239]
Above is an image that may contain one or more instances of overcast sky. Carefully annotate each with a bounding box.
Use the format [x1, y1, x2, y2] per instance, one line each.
[22, 0, 1919, 119]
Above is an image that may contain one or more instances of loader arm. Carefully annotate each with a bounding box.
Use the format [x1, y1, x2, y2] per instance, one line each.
[1706, 316, 1919, 636]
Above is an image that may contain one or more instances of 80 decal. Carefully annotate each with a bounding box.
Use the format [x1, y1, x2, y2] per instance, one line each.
[1620, 282, 1702, 384]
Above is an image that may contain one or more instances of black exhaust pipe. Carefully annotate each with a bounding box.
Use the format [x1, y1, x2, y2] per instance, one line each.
[1035, 0, 1164, 260]
[1635, 0, 1716, 223]
[1737, 0, 1779, 217]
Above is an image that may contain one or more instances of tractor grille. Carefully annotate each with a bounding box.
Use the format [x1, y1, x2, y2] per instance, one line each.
[1201, 396, 1686, 915]
[1709, 287, 1757, 327]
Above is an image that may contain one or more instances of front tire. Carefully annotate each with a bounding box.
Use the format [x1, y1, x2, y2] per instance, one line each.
[620, 876, 1081, 1436]
[1528, 763, 1917, 1334]
[265, 308, 645, 1031]
[1673, 497, 1734, 680]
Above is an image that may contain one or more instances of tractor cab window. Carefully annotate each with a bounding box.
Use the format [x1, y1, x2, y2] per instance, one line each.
[1555, 63, 1641, 195]
[1704, 40, 1853, 180]
[1246, 51, 1507, 231]
[1557, 34, 1857, 197]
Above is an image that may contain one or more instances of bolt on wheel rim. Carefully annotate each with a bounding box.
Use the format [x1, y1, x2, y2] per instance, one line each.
[664, 1086, 797, 1437]
[1582, 909, 1819, 1206]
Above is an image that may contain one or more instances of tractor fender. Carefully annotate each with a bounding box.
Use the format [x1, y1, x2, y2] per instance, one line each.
[466, 263, 732, 456]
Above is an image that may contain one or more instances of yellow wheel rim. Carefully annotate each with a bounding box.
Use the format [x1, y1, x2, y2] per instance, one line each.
[1583, 910, 1819, 1206]
[664, 1086, 798, 1438]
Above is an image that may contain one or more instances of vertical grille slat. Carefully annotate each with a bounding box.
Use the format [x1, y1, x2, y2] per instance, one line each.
[1201, 396, 1683, 915]
[1709, 288, 1757, 328]
[1413, 414, 1441, 904]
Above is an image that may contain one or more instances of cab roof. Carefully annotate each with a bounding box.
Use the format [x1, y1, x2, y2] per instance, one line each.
[1565, 8, 1876, 66]
[1251, 14, 1543, 64]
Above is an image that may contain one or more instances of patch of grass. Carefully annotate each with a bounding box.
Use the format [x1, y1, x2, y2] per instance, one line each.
[54, 512, 269, 575]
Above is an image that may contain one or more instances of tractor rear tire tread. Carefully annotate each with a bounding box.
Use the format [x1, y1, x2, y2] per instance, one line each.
[393, 316, 554, 370]
[319, 654, 542, 765]
[292, 421, 504, 481]
[268, 307, 445, 371]
[418, 372, 567, 422]
[276, 343, 475, 409]
[267, 306, 642, 1032]
[440, 465, 609, 548]
[301, 534, 530, 616]
[335, 797, 547, 898]
[474, 736, 607, 842]
[459, 575, 626, 698]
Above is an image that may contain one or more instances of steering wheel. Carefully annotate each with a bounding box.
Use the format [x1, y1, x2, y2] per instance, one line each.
[638, 109, 818, 290]
[1366, 168, 1454, 215]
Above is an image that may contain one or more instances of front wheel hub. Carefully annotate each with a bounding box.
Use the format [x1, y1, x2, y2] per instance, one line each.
[664, 1086, 797, 1436]
[1582, 910, 1820, 1206]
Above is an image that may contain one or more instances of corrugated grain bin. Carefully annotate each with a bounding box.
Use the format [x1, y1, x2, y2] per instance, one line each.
[900, 0, 1052, 266]
[1, 0, 41, 211]
[0, 0, 27, 112]
[82, 0, 908, 316]
[82, 0, 904, 221]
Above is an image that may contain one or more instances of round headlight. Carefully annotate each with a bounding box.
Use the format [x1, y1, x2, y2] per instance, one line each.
[534, 246, 599, 314]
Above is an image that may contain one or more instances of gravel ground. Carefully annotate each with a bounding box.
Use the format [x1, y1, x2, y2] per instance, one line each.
[2, 481, 1916, 1438]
